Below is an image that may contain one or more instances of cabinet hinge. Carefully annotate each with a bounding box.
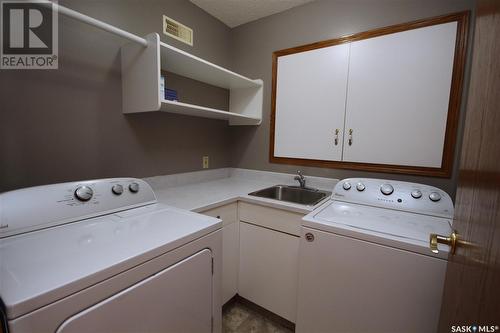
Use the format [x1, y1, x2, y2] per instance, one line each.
[211, 258, 214, 275]
[211, 316, 214, 332]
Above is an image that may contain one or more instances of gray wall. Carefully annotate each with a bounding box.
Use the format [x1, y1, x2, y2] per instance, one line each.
[0, 0, 474, 197]
[0, 0, 233, 192]
[229, 0, 474, 197]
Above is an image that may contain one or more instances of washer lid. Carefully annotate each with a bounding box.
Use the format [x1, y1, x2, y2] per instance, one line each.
[303, 201, 452, 256]
[0, 203, 221, 320]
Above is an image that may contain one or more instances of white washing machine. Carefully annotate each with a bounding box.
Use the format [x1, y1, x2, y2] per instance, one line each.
[296, 178, 453, 333]
[0, 178, 222, 333]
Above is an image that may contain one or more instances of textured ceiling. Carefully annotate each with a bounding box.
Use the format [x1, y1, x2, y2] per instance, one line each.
[189, 0, 317, 28]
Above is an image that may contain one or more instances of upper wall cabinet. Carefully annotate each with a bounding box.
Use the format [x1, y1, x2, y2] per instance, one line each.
[122, 33, 263, 126]
[343, 22, 457, 167]
[275, 43, 349, 161]
[270, 12, 469, 177]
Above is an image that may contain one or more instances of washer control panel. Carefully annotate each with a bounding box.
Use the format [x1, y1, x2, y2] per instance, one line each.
[0, 178, 157, 238]
[333, 178, 453, 218]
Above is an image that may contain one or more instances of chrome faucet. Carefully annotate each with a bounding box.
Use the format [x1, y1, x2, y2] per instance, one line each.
[294, 170, 306, 188]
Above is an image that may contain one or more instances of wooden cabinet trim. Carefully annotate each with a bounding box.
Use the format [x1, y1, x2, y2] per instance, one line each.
[270, 11, 470, 178]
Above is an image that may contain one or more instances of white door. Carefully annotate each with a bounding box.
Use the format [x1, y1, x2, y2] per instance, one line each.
[222, 221, 239, 304]
[343, 22, 457, 167]
[238, 222, 300, 323]
[274, 43, 349, 161]
[296, 227, 447, 333]
[57, 249, 213, 333]
[201, 204, 239, 304]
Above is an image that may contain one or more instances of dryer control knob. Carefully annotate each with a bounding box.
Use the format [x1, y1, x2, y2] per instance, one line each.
[356, 183, 366, 191]
[75, 186, 93, 202]
[129, 182, 139, 193]
[112, 184, 123, 195]
[380, 184, 394, 195]
[343, 182, 352, 190]
[429, 192, 441, 202]
[411, 190, 422, 199]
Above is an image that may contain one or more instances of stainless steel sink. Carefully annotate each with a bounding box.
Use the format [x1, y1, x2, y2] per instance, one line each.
[248, 185, 331, 206]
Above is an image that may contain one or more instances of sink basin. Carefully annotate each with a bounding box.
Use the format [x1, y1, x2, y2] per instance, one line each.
[248, 185, 331, 206]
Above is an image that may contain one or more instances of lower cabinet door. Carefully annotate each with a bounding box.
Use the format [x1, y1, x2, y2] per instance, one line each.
[201, 204, 239, 304]
[296, 227, 447, 333]
[56, 249, 213, 333]
[222, 222, 239, 304]
[238, 222, 300, 323]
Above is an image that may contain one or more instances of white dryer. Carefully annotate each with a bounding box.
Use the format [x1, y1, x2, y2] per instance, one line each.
[0, 178, 222, 333]
[296, 178, 453, 333]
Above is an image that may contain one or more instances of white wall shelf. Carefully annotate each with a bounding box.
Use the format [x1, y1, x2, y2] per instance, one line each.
[160, 100, 261, 125]
[159, 42, 260, 90]
[122, 33, 263, 125]
[44, 4, 262, 125]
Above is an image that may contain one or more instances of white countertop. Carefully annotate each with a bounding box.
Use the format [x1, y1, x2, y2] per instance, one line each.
[145, 168, 339, 214]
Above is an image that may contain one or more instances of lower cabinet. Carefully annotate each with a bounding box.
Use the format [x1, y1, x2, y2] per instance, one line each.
[201, 203, 239, 304]
[221, 222, 239, 304]
[238, 203, 302, 323]
[202, 201, 303, 322]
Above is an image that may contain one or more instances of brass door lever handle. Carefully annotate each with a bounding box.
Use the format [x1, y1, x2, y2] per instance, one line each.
[429, 230, 474, 255]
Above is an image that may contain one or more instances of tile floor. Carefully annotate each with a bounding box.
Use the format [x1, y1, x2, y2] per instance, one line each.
[222, 300, 294, 333]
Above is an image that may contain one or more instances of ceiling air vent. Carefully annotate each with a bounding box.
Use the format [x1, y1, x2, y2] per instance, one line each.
[163, 15, 193, 46]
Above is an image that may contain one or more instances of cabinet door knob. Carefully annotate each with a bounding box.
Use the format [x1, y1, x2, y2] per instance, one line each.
[305, 233, 315, 242]
[334, 129, 340, 146]
[348, 129, 353, 146]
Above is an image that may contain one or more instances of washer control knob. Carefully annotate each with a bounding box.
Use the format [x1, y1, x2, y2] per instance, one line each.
[74, 186, 93, 202]
[429, 192, 442, 202]
[380, 184, 394, 195]
[411, 190, 422, 199]
[342, 182, 352, 190]
[129, 182, 139, 193]
[112, 184, 123, 195]
[356, 183, 366, 191]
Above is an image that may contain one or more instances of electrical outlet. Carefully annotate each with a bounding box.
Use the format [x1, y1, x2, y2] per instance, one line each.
[202, 156, 209, 169]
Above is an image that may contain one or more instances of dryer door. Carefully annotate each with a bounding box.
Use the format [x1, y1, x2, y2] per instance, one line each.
[56, 249, 213, 333]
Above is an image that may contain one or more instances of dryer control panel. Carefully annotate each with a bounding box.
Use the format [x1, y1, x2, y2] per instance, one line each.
[333, 178, 453, 218]
[0, 178, 157, 238]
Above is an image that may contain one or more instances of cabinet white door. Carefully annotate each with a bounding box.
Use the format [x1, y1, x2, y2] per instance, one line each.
[222, 222, 239, 304]
[274, 43, 349, 161]
[201, 204, 238, 304]
[238, 222, 300, 323]
[343, 22, 457, 167]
